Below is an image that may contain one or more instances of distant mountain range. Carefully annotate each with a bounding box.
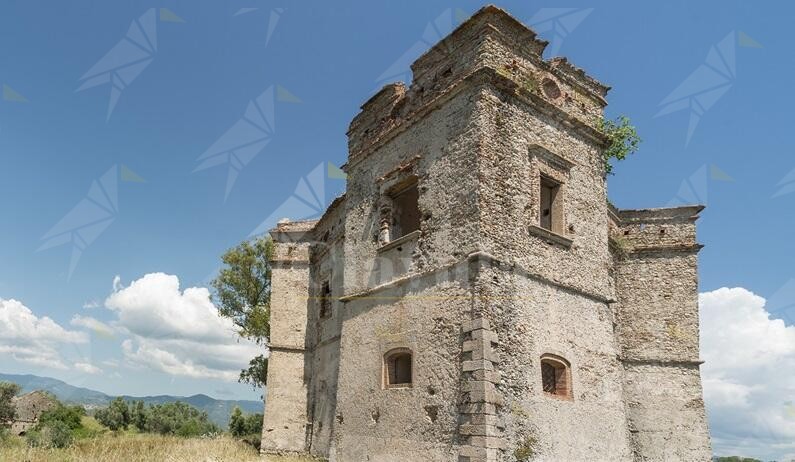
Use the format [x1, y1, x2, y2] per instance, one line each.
[0, 373, 262, 429]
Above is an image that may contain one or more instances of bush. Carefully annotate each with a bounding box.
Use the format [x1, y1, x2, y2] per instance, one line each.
[39, 403, 86, 431]
[597, 115, 641, 176]
[130, 400, 148, 430]
[0, 427, 10, 444]
[143, 402, 218, 437]
[24, 401, 86, 449]
[0, 381, 20, 425]
[229, 407, 262, 437]
[229, 406, 262, 450]
[26, 420, 74, 448]
[95, 397, 131, 431]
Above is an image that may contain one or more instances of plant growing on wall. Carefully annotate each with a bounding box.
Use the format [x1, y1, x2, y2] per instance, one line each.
[599, 115, 641, 176]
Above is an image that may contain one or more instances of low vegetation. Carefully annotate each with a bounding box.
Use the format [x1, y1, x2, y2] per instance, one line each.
[228, 405, 263, 449]
[0, 380, 289, 461]
[94, 397, 219, 437]
[1, 433, 262, 462]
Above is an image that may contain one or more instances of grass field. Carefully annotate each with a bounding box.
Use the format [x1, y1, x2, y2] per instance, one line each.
[0, 432, 317, 462]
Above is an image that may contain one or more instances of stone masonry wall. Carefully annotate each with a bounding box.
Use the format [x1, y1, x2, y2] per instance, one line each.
[261, 6, 711, 461]
[470, 256, 633, 461]
[306, 202, 346, 458]
[612, 208, 712, 460]
[261, 224, 314, 456]
[332, 269, 471, 461]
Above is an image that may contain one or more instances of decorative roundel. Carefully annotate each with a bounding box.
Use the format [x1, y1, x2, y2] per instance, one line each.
[541, 77, 562, 100]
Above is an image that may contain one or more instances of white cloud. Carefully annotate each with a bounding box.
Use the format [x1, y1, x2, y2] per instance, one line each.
[700, 287, 795, 460]
[105, 273, 263, 381]
[74, 362, 101, 375]
[70, 315, 114, 337]
[101, 359, 119, 368]
[0, 298, 88, 369]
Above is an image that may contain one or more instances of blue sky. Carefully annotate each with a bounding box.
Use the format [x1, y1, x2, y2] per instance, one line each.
[1, 1, 793, 458]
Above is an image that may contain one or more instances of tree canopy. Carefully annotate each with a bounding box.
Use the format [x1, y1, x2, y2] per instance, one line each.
[212, 235, 273, 389]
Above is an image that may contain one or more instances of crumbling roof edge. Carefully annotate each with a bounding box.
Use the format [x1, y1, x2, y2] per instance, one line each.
[267, 194, 347, 240]
[616, 205, 705, 223]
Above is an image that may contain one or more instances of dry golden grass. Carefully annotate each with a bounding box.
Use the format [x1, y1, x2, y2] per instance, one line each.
[0, 433, 316, 462]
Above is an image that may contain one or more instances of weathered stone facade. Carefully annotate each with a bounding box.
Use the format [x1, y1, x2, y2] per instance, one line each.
[8, 390, 57, 436]
[260, 6, 712, 461]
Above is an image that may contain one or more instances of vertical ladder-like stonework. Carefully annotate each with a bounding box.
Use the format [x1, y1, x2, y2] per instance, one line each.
[458, 318, 505, 462]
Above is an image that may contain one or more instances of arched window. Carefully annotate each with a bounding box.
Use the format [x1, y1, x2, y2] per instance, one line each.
[540, 354, 572, 399]
[383, 348, 413, 388]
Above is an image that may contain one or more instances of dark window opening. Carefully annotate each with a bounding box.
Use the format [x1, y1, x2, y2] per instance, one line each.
[384, 348, 413, 388]
[541, 354, 571, 399]
[540, 177, 561, 232]
[319, 281, 331, 319]
[391, 181, 420, 240]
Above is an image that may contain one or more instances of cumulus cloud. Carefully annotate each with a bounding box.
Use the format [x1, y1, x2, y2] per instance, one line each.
[106, 273, 262, 381]
[74, 362, 101, 375]
[700, 287, 795, 460]
[0, 298, 89, 369]
[82, 300, 100, 309]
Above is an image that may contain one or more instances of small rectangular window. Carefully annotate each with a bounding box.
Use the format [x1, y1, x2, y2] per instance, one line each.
[540, 177, 560, 232]
[319, 281, 331, 319]
[391, 181, 420, 239]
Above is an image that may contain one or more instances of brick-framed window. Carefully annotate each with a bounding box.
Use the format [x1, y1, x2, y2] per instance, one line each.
[540, 354, 572, 400]
[383, 348, 413, 389]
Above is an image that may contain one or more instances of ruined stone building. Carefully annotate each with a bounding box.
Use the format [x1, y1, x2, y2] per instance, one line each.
[260, 6, 712, 461]
[8, 390, 57, 436]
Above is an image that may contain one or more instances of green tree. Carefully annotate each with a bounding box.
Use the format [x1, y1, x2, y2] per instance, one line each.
[95, 397, 130, 431]
[243, 412, 262, 436]
[212, 235, 273, 388]
[144, 401, 218, 437]
[130, 400, 148, 430]
[26, 420, 73, 449]
[229, 406, 246, 437]
[24, 400, 84, 449]
[598, 115, 642, 176]
[0, 381, 20, 425]
[38, 403, 85, 430]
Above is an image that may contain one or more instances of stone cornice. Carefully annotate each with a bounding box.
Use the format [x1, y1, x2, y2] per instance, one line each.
[338, 250, 613, 306]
